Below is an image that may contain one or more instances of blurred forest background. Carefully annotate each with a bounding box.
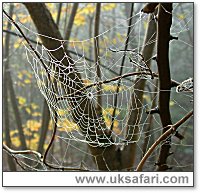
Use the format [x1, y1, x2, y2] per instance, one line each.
[2, 3, 193, 171]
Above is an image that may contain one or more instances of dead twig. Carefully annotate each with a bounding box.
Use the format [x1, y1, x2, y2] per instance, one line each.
[136, 110, 193, 171]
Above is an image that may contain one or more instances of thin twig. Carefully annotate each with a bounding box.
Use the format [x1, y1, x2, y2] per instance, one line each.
[3, 143, 88, 171]
[3, 143, 42, 158]
[110, 3, 134, 131]
[3, 9, 48, 73]
[109, 48, 154, 79]
[57, 71, 158, 100]
[136, 110, 193, 171]
[42, 112, 60, 170]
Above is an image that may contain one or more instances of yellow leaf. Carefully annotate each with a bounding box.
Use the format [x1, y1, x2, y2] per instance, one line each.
[177, 14, 186, 20]
[31, 103, 39, 110]
[58, 118, 79, 132]
[19, 15, 31, 24]
[11, 136, 21, 148]
[83, 79, 92, 85]
[24, 79, 31, 84]
[23, 129, 32, 136]
[51, 12, 57, 21]
[27, 137, 39, 150]
[80, 4, 95, 14]
[112, 38, 117, 45]
[14, 39, 22, 49]
[17, 72, 23, 80]
[113, 128, 121, 135]
[25, 107, 31, 114]
[46, 3, 55, 11]
[18, 96, 26, 106]
[102, 3, 116, 11]
[32, 112, 42, 117]
[57, 109, 67, 116]
[74, 13, 86, 26]
[10, 129, 19, 137]
[26, 120, 41, 131]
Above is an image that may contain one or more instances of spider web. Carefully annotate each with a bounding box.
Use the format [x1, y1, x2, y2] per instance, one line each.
[3, 3, 193, 171]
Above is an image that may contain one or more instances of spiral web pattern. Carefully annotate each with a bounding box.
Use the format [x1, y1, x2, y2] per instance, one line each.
[4, 3, 193, 171]
[23, 12, 155, 147]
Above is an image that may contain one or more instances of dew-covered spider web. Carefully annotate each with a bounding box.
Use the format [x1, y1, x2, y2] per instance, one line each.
[3, 3, 193, 171]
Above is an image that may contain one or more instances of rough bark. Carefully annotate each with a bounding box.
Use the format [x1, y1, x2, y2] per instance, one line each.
[156, 3, 173, 171]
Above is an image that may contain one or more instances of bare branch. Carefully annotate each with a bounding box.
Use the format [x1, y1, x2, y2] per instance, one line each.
[136, 110, 193, 171]
[57, 71, 158, 100]
[3, 143, 89, 171]
[3, 143, 42, 158]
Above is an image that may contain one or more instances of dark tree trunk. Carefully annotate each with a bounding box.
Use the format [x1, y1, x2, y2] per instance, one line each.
[94, 3, 102, 115]
[156, 3, 173, 171]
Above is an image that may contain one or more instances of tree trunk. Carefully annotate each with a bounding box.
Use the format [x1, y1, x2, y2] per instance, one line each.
[94, 3, 102, 115]
[24, 3, 121, 170]
[64, 3, 79, 41]
[56, 3, 62, 26]
[3, 4, 17, 171]
[38, 2, 64, 154]
[37, 100, 50, 153]
[8, 70, 27, 150]
[122, 13, 157, 169]
[156, 3, 173, 171]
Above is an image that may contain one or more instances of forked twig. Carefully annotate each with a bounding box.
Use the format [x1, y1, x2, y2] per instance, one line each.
[109, 48, 154, 79]
[3, 143, 89, 171]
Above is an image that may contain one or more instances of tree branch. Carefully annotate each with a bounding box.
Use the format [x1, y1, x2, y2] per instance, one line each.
[57, 71, 158, 100]
[136, 110, 193, 171]
[3, 143, 89, 171]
